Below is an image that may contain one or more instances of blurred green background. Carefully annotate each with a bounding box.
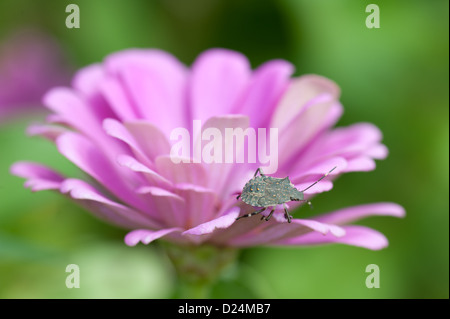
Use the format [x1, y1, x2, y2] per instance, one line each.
[0, 0, 448, 298]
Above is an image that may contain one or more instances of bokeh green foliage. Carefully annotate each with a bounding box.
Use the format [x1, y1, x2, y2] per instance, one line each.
[0, 0, 448, 298]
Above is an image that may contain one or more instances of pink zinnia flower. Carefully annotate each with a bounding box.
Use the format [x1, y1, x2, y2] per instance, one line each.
[11, 48, 404, 252]
[0, 28, 71, 122]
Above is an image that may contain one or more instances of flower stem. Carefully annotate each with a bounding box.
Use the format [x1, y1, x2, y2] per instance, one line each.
[176, 277, 212, 299]
[162, 242, 238, 299]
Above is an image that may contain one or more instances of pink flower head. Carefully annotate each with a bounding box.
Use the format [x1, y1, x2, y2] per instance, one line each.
[0, 28, 71, 121]
[11, 48, 404, 250]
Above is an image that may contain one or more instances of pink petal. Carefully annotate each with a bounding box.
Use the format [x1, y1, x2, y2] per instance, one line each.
[125, 228, 181, 246]
[10, 162, 64, 191]
[105, 49, 188, 134]
[45, 114, 65, 125]
[182, 207, 240, 241]
[56, 132, 118, 184]
[193, 115, 250, 195]
[71, 66, 117, 122]
[11, 161, 64, 180]
[292, 219, 346, 237]
[271, 74, 340, 130]
[103, 118, 146, 161]
[99, 77, 140, 121]
[274, 225, 389, 250]
[173, 183, 218, 227]
[320, 102, 344, 133]
[329, 123, 386, 172]
[26, 124, 67, 142]
[366, 143, 389, 160]
[291, 122, 387, 175]
[22, 179, 62, 192]
[72, 63, 104, 97]
[189, 49, 251, 123]
[295, 180, 333, 195]
[235, 59, 294, 128]
[318, 123, 384, 160]
[60, 179, 161, 229]
[345, 156, 376, 172]
[276, 94, 336, 166]
[125, 121, 171, 160]
[314, 202, 406, 225]
[117, 154, 172, 188]
[104, 119, 170, 165]
[137, 186, 186, 228]
[56, 132, 146, 211]
[43, 87, 94, 129]
[229, 217, 345, 247]
[155, 155, 209, 187]
[43, 88, 129, 158]
[290, 156, 347, 184]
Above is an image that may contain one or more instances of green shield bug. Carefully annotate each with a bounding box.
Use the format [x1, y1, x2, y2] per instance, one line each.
[236, 166, 337, 223]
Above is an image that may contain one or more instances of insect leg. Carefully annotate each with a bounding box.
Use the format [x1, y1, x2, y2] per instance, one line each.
[236, 193, 241, 200]
[253, 167, 266, 177]
[283, 203, 292, 223]
[236, 207, 266, 220]
[261, 208, 275, 221]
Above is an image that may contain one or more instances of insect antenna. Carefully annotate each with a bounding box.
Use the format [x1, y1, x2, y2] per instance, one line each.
[300, 166, 337, 193]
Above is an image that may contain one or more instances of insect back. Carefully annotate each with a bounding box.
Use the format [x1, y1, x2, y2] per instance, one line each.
[260, 176, 301, 206]
[240, 175, 302, 207]
[239, 175, 267, 207]
[236, 166, 336, 223]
